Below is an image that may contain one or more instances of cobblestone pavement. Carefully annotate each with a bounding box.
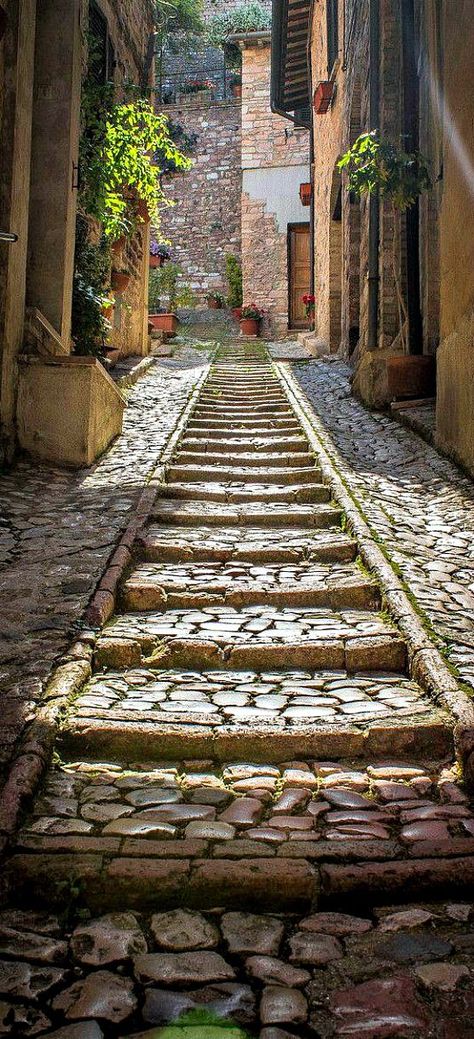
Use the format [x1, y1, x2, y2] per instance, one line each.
[291, 359, 474, 690]
[1, 337, 474, 1036]
[0, 348, 210, 775]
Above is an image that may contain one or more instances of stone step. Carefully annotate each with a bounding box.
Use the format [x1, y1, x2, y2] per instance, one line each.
[96, 606, 407, 673]
[185, 423, 299, 436]
[193, 407, 295, 419]
[158, 482, 331, 505]
[121, 561, 379, 611]
[200, 391, 286, 402]
[140, 525, 358, 564]
[61, 668, 450, 762]
[10, 756, 472, 914]
[150, 500, 342, 529]
[173, 451, 317, 468]
[180, 436, 310, 453]
[166, 465, 322, 486]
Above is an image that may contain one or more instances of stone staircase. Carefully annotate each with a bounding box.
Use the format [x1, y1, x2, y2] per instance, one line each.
[6, 339, 474, 921]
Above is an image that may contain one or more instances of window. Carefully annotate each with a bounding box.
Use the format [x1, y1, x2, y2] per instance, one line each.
[89, 2, 115, 85]
[327, 0, 339, 74]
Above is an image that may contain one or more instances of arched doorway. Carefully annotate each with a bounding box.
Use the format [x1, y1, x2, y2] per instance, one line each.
[328, 165, 342, 353]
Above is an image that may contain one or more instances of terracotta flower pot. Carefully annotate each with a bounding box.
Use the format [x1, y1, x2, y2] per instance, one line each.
[387, 355, 436, 400]
[208, 299, 222, 310]
[149, 313, 179, 334]
[111, 270, 131, 292]
[299, 182, 312, 206]
[231, 83, 242, 98]
[240, 317, 260, 336]
[150, 254, 164, 268]
[111, 235, 126, 263]
[102, 304, 113, 320]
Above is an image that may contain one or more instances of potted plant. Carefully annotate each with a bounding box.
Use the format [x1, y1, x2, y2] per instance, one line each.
[206, 291, 225, 310]
[229, 72, 242, 98]
[240, 303, 265, 337]
[302, 293, 315, 326]
[339, 131, 433, 398]
[225, 253, 243, 319]
[111, 269, 131, 293]
[150, 239, 171, 268]
[148, 263, 195, 335]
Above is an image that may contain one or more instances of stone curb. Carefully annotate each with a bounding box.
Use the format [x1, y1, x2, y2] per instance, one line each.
[276, 361, 474, 783]
[0, 359, 213, 846]
[115, 355, 156, 390]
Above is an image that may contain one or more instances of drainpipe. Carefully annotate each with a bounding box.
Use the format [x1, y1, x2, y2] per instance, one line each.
[367, 0, 380, 351]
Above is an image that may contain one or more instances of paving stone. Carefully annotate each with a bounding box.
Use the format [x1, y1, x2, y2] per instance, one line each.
[246, 956, 311, 987]
[415, 962, 470, 991]
[221, 913, 284, 955]
[150, 910, 220, 950]
[40, 1026, 104, 1039]
[0, 960, 66, 999]
[52, 970, 137, 1022]
[375, 931, 454, 963]
[289, 931, 343, 965]
[328, 976, 430, 1037]
[260, 986, 307, 1026]
[70, 912, 147, 964]
[134, 951, 235, 985]
[299, 912, 372, 935]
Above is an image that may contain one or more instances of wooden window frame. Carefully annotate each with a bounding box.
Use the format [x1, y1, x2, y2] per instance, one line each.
[327, 0, 339, 76]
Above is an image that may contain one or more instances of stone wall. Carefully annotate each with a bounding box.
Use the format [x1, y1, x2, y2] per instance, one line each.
[434, 0, 474, 476]
[159, 99, 242, 303]
[241, 40, 310, 336]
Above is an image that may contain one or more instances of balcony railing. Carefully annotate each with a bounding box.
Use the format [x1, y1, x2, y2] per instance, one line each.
[156, 66, 240, 105]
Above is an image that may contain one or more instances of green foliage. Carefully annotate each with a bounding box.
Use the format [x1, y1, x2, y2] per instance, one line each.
[154, 0, 204, 35]
[71, 216, 111, 357]
[79, 89, 192, 241]
[338, 131, 431, 209]
[225, 254, 243, 308]
[148, 263, 195, 312]
[207, 1, 271, 65]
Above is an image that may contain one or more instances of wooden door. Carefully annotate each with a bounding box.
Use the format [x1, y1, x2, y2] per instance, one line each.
[288, 224, 311, 329]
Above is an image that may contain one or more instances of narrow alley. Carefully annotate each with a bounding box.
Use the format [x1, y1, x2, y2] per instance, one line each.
[1, 330, 474, 1037]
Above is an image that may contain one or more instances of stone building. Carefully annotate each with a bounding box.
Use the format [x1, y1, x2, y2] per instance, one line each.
[159, 4, 311, 335]
[0, 0, 154, 468]
[272, 0, 474, 475]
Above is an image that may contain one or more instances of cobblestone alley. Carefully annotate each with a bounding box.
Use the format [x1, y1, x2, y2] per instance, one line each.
[1, 335, 474, 1037]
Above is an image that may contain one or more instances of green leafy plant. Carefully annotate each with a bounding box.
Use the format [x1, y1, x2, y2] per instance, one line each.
[338, 131, 431, 352]
[225, 253, 243, 308]
[148, 263, 195, 312]
[207, 1, 271, 66]
[71, 216, 111, 357]
[79, 89, 192, 241]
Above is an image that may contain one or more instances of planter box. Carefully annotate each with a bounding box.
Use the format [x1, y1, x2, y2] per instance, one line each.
[111, 270, 131, 292]
[299, 182, 312, 206]
[313, 81, 334, 114]
[240, 317, 260, 337]
[149, 313, 179, 334]
[17, 355, 125, 467]
[387, 355, 436, 400]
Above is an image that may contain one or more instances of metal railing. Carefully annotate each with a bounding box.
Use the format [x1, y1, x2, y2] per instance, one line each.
[156, 66, 240, 105]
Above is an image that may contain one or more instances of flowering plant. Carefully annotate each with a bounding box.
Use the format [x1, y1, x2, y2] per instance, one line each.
[183, 79, 215, 94]
[241, 303, 265, 320]
[206, 291, 226, 305]
[302, 293, 315, 317]
[150, 240, 171, 260]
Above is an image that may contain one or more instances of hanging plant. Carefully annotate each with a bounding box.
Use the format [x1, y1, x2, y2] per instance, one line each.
[79, 88, 192, 241]
[338, 131, 431, 353]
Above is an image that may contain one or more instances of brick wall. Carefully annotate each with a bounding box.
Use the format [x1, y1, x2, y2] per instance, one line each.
[241, 41, 309, 336]
[159, 99, 242, 303]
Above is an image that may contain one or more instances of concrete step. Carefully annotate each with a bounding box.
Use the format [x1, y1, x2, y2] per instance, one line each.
[96, 606, 407, 673]
[165, 465, 323, 486]
[150, 500, 342, 529]
[11, 755, 473, 914]
[158, 482, 331, 505]
[139, 525, 358, 563]
[121, 561, 380, 611]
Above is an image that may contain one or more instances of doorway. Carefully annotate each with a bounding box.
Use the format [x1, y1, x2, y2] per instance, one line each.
[288, 223, 310, 329]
